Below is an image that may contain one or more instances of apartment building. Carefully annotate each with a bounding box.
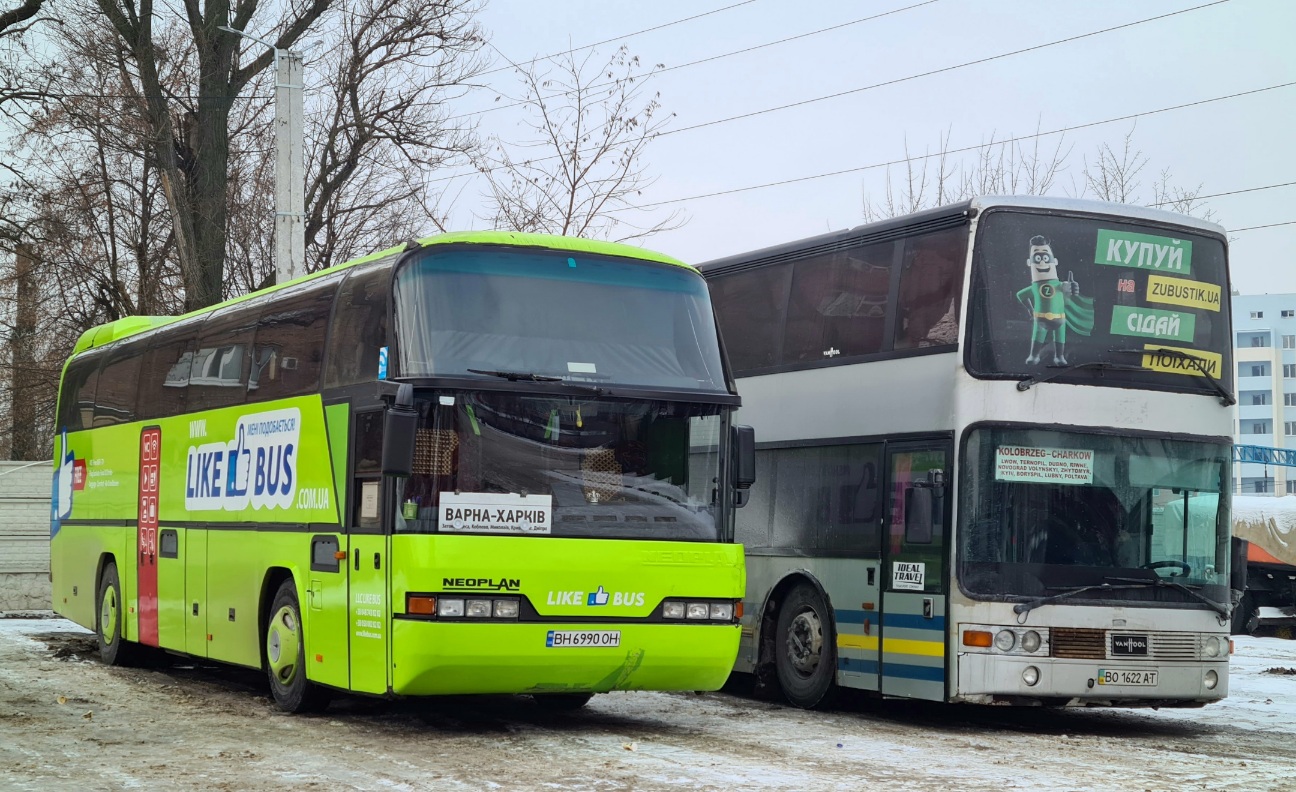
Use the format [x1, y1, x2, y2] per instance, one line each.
[1233, 293, 1296, 494]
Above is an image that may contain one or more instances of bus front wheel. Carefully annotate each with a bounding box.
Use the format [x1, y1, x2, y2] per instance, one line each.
[265, 580, 329, 713]
[774, 584, 836, 708]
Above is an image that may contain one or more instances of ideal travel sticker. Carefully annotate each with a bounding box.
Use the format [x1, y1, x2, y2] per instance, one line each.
[893, 561, 925, 591]
[995, 445, 1095, 485]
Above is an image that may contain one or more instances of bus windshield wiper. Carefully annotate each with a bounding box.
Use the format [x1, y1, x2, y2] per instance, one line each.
[1110, 348, 1236, 406]
[1016, 360, 1144, 392]
[1012, 582, 1148, 618]
[466, 368, 605, 395]
[467, 368, 563, 382]
[1104, 576, 1229, 619]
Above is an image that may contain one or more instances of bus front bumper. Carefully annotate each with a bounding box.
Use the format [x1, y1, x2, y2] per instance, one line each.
[955, 653, 1229, 706]
[391, 620, 740, 696]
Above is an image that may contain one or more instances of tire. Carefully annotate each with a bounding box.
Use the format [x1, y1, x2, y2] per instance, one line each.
[96, 562, 139, 667]
[773, 584, 836, 709]
[532, 693, 594, 712]
[1231, 592, 1256, 636]
[265, 579, 329, 713]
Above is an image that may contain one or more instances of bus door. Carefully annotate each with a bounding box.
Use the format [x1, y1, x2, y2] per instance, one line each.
[137, 426, 161, 646]
[880, 443, 949, 701]
[347, 408, 390, 695]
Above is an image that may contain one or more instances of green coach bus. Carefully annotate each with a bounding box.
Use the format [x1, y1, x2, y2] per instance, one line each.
[50, 231, 754, 712]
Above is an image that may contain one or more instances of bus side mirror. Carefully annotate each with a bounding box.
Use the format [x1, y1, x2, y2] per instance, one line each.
[732, 425, 756, 490]
[905, 486, 934, 544]
[1231, 537, 1248, 594]
[382, 383, 419, 477]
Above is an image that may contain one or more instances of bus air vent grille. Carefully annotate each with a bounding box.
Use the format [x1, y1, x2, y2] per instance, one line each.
[1049, 627, 1106, 659]
[1136, 632, 1199, 661]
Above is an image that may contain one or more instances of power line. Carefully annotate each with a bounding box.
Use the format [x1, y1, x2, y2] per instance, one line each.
[617, 81, 1294, 211]
[658, 0, 1231, 139]
[1232, 221, 1296, 233]
[455, 0, 942, 121]
[479, 0, 758, 78]
[1149, 181, 1296, 206]
[438, 0, 1234, 186]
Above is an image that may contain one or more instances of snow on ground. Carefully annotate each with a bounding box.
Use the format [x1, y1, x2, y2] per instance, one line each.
[3, 614, 1296, 791]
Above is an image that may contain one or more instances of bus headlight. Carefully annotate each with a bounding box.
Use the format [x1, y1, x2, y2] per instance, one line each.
[994, 630, 1016, 652]
[1204, 637, 1220, 658]
[438, 598, 465, 617]
[465, 599, 492, 618]
[493, 599, 520, 619]
[686, 603, 710, 620]
[1022, 666, 1040, 687]
[709, 603, 734, 621]
[663, 601, 686, 619]
[1021, 630, 1042, 653]
[1204, 670, 1218, 690]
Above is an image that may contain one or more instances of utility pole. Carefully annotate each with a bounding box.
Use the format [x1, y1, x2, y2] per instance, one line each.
[219, 26, 305, 285]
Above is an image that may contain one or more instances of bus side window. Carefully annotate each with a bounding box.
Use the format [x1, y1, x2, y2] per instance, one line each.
[352, 410, 384, 531]
[57, 356, 100, 432]
[783, 241, 893, 363]
[252, 277, 338, 402]
[325, 261, 392, 389]
[708, 263, 791, 374]
[94, 340, 147, 426]
[894, 227, 968, 350]
[138, 331, 197, 421]
[189, 305, 258, 412]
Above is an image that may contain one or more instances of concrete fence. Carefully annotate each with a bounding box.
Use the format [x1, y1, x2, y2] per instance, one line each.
[0, 460, 52, 611]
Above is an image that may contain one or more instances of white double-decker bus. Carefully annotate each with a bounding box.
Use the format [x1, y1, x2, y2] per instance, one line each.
[700, 196, 1236, 707]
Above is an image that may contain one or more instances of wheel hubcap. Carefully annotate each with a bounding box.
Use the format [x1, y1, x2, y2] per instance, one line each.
[787, 608, 823, 676]
[100, 587, 118, 644]
[267, 606, 300, 686]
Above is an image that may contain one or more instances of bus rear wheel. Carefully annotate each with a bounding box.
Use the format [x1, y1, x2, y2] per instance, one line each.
[96, 562, 139, 667]
[265, 580, 329, 713]
[774, 584, 836, 708]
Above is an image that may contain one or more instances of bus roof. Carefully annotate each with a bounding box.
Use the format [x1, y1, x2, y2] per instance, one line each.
[696, 195, 1227, 275]
[70, 231, 691, 357]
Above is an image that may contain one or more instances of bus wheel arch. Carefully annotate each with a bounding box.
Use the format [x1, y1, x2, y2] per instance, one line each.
[264, 576, 329, 713]
[759, 572, 838, 708]
[95, 556, 139, 667]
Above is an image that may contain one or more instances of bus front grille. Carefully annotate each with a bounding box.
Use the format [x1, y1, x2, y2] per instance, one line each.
[1050, 627, 1106, 659]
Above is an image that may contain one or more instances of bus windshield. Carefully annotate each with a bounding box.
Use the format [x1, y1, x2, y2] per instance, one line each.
[393, 245, 728, 394]
[960, 426, 1231, 607]
[966, 210, 1231, 396]
[394, 391, 725, 542]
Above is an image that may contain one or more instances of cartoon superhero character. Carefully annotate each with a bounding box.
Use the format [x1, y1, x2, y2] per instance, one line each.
[1015, 235, 1094, 365]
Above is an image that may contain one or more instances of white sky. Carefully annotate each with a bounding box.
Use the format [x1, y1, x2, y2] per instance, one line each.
[451, 0, 1296, 295]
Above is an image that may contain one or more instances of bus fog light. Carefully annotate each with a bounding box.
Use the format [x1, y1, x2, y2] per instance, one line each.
[1022, 666, 1040, 687]
[493, 599, 519, 619]
[994, 630, 1016, 652]
[1204, 670, 1218, 690]
[709, 603, 734, 620]
[663, 601, 686, 619]
[438, 598, 465, 617]
[466, 599, 492, 618]
[686, 603, 710, 620]
[1021, 630, 1041, 653]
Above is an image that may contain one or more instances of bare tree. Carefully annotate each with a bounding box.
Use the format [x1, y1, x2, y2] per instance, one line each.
[862, 122, 1072, 222]
[477, 45, 683, 242]
[94, 0, 333, 311]
[1080, 126, 1148, 204]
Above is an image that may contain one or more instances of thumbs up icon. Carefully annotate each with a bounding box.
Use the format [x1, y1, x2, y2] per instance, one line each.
[54, 429, 74, 520]
[587, 586, 610, 606]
